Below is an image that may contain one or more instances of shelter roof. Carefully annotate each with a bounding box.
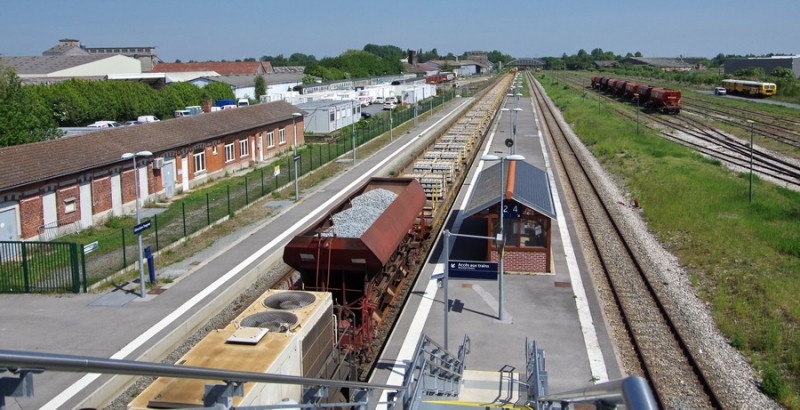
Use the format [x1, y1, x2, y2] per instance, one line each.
[463, 160, 556, 220]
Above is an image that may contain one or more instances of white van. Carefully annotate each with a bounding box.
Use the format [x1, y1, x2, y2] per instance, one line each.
[237, 98, 250, 107]
[137, 115, 160, 123]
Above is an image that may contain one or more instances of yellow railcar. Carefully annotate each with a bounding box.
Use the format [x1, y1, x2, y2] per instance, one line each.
[721, 79, 777, 97]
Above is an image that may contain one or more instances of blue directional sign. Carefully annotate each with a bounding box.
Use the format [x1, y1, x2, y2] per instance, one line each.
[133, 220, 152, 235]
[448, 260, 498, 280]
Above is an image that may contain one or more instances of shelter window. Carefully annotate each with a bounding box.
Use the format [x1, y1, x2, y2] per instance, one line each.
[279, 128, 286, 144]
[239, 139, 249, 157]
[267, 131, 275, 148]
[521, 219, 547, 248]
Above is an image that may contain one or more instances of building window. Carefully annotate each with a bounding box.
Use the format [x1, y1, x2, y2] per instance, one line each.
[224, 143, 235, 162]
[193, 151, 206, 173]
[64, 198, 76, 214]
[330, 110, 335, 122]
[267, 131, 275, 147]
[239, 139, 249, 157]
[279, 128, 286, 144]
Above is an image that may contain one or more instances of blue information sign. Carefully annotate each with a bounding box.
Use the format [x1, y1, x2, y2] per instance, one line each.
[133, 220, 152, 235]
[448, 260, 499, 280]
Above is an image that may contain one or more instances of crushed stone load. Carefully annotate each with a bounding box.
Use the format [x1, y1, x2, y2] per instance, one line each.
[321, 188, 398, 238]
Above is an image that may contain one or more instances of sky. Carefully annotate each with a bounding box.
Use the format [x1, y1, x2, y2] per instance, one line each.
[2, 0, 798, 63]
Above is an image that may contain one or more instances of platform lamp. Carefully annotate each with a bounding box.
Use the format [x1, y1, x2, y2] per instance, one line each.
[291, 112, 302, 200]
[351, 100, 357, 164]
[480, 153, 525, 321]
[121, 150, 152, 298]
[500, 108, 512, 154]
[511, 107, 522, 153]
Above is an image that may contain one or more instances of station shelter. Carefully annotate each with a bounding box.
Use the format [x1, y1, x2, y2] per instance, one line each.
[462, 160, 557, 273]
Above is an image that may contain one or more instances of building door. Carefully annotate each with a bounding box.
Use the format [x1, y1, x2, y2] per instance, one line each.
[162, 160, 176, 198]
[0, 206, 18, 241]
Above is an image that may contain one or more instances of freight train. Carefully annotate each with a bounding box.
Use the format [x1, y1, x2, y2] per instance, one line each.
[283, 177, 429, 363]
[283, 75, 509, 369]
[129, 73, 513, 408]
[721, 79, 778, 97]
[591, 76, 682, 114]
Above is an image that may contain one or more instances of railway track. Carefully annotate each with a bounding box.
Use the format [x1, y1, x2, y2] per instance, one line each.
[557, 73, 800, 189]
[529, 71, 722, 408]
[682, 97, 800, 149]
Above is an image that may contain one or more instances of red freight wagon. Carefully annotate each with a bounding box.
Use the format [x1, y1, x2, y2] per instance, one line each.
[284, 177, 426, 278]
[624, 82, 642, 99]
[614, 80, 628, 96]
[649, 88, 682, 114]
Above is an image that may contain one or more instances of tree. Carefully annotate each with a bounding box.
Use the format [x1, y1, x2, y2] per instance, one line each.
[0, 66, 58, 146]
[254, 75, 266, 99]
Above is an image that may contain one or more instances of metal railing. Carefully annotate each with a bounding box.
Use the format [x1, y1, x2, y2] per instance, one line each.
[401, 334, 469, 409]
[536, 376, 657, 410]
[0, 349, 404, 409]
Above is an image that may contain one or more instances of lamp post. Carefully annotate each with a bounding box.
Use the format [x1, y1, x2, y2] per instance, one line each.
[512, 107, 522, 153]
[480, 154, 525, 321]
[500, 108, 512, 154]
[747, 120, 754, 203]
[291, 112, 302, 200]
[121, 150, 153, 298]
[351, 100, 357, 164]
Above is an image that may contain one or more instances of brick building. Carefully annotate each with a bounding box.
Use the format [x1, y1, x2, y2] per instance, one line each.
[462, 160, 557, 273]
[0, 101, 304, 242]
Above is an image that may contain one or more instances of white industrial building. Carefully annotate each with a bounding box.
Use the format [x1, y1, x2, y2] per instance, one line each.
[296, 100, 361, 134]
[0, 55, 142, 83]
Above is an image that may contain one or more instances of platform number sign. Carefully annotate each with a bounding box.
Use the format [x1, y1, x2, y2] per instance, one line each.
[503, 203, 521, 219]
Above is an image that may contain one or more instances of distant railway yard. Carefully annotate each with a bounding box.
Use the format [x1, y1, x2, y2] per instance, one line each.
[565, 72, 800, 190]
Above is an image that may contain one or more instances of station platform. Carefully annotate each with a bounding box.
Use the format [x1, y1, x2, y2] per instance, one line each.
[369, 82, 622, 405]
[0, 78, 621, 409]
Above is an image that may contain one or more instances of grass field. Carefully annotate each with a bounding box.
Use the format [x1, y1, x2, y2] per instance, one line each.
[535, 71, 800, 407]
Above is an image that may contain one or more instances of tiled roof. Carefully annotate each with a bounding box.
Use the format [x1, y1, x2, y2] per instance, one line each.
[0, 101, 301, 191]
[151, 61, 273, 75]
[0, 55, 113, 75]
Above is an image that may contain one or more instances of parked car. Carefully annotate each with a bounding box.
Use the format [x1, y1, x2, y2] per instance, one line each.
[713, 87, 727, 96]
[361, 112, 372, 119]
[385, 96, 398, 104]
[373, 97, 385, 105]
[87, 121, 122, 128]
[383, 102, 397, 110]
[124, 120, 142, 126]
[137, 115, 160, 123]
